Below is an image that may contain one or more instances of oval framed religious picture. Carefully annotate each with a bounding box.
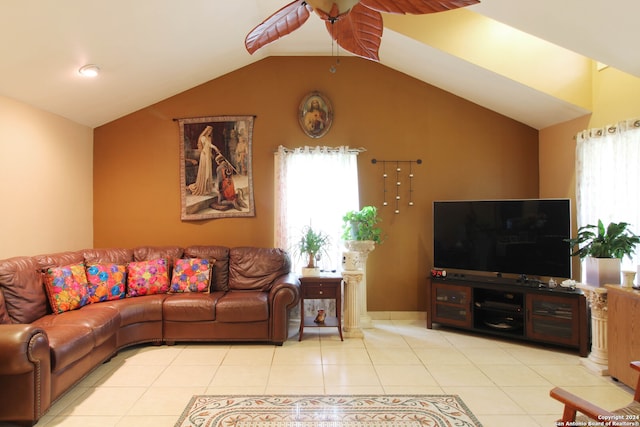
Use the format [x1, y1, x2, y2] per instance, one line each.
[298, 91, 333, 138]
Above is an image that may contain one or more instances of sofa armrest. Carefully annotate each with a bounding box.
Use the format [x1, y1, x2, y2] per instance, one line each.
[0, 324, 52, 424]
[0, 324, 50, 374]
[268, 272, 301, 307]
[268, 273, 300, 344]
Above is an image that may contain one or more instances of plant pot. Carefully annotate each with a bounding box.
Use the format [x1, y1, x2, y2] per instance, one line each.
[585, 256, 621, 287]
[302, 267, 321, 277]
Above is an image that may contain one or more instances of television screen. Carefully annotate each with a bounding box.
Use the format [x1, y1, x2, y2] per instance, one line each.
[433, 199, 571, 279]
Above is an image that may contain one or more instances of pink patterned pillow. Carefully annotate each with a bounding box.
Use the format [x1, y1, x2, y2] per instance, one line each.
[86, 263, 127, 302]
[43, 262, 90, 314]
[126, 258, 169, 297]
[170, 258, 214, 293]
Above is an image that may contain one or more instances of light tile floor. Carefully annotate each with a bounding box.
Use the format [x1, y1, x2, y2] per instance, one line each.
[27, 319, 633, 427]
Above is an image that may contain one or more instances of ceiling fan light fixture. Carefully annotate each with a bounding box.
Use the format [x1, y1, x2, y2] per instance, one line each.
[78, 64, 100, 77]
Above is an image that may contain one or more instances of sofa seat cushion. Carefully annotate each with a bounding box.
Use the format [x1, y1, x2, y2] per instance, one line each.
[215, 291, 268, 323]
[163, 292, 225, 322]
[96, 294, 166, 326]
[33, 305, 120, 347]
[38, 323, 95, 371]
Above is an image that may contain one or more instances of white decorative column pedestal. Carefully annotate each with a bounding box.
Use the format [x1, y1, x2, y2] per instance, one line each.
[344, 240, 375, 329]
[577, 283, 609, 375]
[342, 270, 364, 338]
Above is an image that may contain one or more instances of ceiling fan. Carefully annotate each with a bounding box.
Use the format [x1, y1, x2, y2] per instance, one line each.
[245, 0, 480, 61]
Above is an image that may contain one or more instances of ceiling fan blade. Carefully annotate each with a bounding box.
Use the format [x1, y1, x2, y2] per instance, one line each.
[325, 3, 383, 61]
[245, 0, 313, 54]
[359, 0, 479, 14]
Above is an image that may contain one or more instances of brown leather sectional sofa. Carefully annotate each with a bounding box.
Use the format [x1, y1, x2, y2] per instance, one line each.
[0, 245, 300, 426]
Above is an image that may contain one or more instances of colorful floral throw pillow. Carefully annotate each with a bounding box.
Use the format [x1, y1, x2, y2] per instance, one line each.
[170, 258, 214, 293]
[43, 262, 90, 314]
[85, 263, 127, 302]
[126, 258, 170, 297]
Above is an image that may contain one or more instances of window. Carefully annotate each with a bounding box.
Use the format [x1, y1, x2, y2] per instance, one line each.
[576, 119, 640, 273]
[274, 146, 360, 274]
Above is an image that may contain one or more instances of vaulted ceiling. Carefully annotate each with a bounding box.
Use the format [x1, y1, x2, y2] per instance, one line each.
[1, 0, 638, 129]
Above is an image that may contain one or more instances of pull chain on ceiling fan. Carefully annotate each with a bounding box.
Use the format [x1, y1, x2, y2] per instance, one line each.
[245, 0, 480, 62]
[329, 17, 340, 73]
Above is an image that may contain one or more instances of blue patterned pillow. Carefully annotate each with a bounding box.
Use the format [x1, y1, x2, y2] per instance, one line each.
[86, 263, 127, 302]
[170, 258, 213, 293]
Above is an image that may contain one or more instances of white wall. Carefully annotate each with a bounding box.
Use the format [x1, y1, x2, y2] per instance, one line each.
[0, 95, 93, 258]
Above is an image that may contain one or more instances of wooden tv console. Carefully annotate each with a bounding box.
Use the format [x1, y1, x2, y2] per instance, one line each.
[427, 274, 589, 356]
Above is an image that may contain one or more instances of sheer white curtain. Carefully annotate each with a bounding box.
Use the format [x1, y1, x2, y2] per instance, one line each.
[576, 118, 640, 273]
[274, 145, 360, 274]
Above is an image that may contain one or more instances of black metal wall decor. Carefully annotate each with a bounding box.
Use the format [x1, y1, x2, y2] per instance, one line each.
[371, 159, 422, 214]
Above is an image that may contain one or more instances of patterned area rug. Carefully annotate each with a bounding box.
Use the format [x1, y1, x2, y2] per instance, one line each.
[175, 395, 483, 427]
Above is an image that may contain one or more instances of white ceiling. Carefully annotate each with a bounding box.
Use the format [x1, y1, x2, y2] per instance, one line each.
[1, 0, 637, 129]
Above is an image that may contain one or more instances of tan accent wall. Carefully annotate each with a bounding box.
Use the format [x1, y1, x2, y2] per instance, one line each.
[94, 56, 538, 311]
[0, 95, 93, 258]
[539, 115, 591, 280]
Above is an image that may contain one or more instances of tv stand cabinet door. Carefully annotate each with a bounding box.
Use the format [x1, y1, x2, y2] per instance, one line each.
[525, 293, 581, 348]
[430, 282, 472, 329]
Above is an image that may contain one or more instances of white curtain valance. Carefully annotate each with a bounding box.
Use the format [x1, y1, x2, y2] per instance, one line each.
[276, 145, 365, 155]
[576, 118, 640, 142]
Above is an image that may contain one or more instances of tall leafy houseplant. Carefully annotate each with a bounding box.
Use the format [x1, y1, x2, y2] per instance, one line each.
[567, 220, 640, 260]
[342, 205, 383, 244]
[566, 220, 640, 286]
[295, 225, 331, 268]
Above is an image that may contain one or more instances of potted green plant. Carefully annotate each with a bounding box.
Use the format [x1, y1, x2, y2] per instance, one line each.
[341, 205, 383, 244]
[566, 220, 640, 286]
[294, 225, 331, 276]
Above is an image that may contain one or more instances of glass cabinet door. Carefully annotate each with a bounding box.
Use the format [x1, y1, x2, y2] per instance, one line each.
[432, 283, 472, 328]
[526, 294, 579, 346]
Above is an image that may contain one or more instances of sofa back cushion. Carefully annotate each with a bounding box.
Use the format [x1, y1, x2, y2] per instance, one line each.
[35, 251, 85, 271]
[228, 247, 291, 291]
[184, 245, 230, 291]
[83, 248, 134, 264]
[0, 256, 49, 324]
[133, 246, 184, 269]
[0, 288, 12, 324]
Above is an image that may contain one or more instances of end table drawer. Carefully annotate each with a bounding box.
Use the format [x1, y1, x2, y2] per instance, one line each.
[303, 284, 338, 298]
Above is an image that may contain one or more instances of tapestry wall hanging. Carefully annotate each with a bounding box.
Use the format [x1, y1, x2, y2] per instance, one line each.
[178, 115, 255, 220]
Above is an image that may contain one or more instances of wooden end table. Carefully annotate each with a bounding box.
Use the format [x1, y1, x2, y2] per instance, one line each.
[299, 274, 343, 341]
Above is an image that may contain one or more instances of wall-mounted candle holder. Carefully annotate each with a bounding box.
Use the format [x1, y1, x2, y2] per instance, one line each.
[371, 158, 422, 214]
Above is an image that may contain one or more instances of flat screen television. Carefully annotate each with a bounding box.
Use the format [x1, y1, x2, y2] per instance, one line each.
[433, 199, 571, 280]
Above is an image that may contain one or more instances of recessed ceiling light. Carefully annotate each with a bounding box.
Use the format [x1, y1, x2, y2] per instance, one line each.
[78, 64, 100, 77]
